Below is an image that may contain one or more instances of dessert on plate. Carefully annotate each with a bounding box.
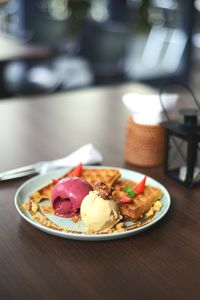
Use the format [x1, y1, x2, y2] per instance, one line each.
[51, 177, 92, 218]
[81, 181, 121, 232]
[22, 163, 163, 234]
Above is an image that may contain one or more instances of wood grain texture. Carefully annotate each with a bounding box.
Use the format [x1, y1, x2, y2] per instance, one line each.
[0, 84, 200, 300]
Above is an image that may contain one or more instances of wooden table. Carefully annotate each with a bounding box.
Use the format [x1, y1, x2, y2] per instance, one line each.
[0, 84, 200, 300]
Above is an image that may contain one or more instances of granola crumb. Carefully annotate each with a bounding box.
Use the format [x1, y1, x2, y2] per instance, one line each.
[41, 205, 55, 214]
[72, 215, 81, 223]
[145, 208, 154, 218]
[21, 203, 29, 211]
[116, 222, 124, 230]
[31, 202, 38, 213]
[153, 200, 162, 211]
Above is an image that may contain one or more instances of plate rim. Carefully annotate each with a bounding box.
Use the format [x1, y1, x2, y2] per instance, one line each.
[15, 166, 171, 241]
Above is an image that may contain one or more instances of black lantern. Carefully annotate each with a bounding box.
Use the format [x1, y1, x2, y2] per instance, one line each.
[162, 108, 200, 187]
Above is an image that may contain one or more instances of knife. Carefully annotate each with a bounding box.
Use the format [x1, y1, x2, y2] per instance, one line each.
[0, 162, 45, 181]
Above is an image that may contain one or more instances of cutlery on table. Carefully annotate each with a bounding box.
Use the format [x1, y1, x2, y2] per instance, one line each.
[0, 144, 103, 181]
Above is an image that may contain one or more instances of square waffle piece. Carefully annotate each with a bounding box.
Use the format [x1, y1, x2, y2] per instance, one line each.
[113, 179, 162, 221]
[69, 168, 121, 188]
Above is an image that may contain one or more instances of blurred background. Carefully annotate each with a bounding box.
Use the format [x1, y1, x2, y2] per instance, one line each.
[0, 0, 199, 98]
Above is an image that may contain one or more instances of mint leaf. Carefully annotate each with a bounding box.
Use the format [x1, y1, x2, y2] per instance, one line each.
[127, 191, 136, 198]
[124, 185, 133, 193]
[124, 185, 135, 198]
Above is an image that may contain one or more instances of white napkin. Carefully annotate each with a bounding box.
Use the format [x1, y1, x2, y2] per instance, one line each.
[122, 92, 179, 125]
[38, 144, 103, 174]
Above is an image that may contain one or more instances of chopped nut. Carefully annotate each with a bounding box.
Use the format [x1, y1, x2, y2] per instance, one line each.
[153, 201, 162, 211]
[72, 215, 81, 223]
[21, 203, 29, 210]
[116, 222, 124, 229]
[116, 228, 125, 232]
[145, 208, 154, 218]
[93, 181, 113, 199]
[31, 191, 41, 203]
[41, 205, 55, 214]
[31, 202, 38, 213]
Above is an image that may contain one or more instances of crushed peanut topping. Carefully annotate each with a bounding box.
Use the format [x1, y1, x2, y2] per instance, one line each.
[71, 215, 81, 223]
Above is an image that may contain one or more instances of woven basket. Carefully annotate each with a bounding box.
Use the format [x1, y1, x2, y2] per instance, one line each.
[124, 116, 166, 167]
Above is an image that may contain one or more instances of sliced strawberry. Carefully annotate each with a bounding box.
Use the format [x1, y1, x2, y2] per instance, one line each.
[120, 195, 133, 204]
[71, 162, 83, 177]
[135, 175, 147, 194]
[52, 178, 59, 184]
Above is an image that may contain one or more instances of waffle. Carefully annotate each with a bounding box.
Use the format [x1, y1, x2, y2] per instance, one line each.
[113, 179, 162, 221]
[69, 168, 121, 188]
[29, 168, 121, 207]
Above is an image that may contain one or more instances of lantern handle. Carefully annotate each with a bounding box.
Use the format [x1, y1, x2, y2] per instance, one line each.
[159, 81, 200, 121]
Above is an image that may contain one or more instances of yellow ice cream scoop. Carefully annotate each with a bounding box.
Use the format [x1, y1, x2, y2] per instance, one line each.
[80, 190, 121, 232]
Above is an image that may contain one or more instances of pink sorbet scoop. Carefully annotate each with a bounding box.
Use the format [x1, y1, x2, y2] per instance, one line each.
[51, 177, 92, 218]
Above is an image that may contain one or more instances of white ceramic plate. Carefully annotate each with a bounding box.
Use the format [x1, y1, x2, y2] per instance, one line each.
[15, 166, 170, 241]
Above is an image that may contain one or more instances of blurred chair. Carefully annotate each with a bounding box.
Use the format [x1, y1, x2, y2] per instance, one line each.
[53, 55, 94, 90]
[3, 60, 61, 96]
[80, 19, 131, 84]
[3, 55, 94, 96]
